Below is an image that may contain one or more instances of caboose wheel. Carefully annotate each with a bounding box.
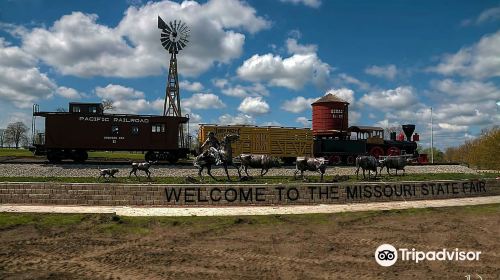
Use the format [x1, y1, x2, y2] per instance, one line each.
[145, 151, 157, 162]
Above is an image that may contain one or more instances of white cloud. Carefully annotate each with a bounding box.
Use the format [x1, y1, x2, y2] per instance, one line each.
[280, 0, 321, 8]
[20, 0, 270, 78]
[179, 80, 204, 92]
[56, 87, 82, 99]
[325, 88, 355, 104]
[360, 86, 417, 110]
[295, 116, 310, 127]
[213, 78, 229, 89]
[238, 96, 270, 115]
[237, 52, 331, 90]
[281, 96, 316, 113]
[221, 83, 269, 98]
[182, 93, 226, 109]
[0, 39, 57, 108]
[430, 79, 500, 102]
[437, 123, 468, 132]
[95, 84, 145, 100]
[364, 64, 397, 80]
[430, 30, 500, 79]
[218, 113, 255, 125]
[463, 6, 500, 26]
[336, 73, 370, 91]
[286, 38, 317, 55]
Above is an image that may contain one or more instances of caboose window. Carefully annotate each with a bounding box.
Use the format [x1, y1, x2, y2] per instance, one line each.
[72, 106, 81, 113]
[89, 106, 97, 113]
[112, 126, 119, 135]
[152, 124, 165, 133]
[132, 126, 139, 135]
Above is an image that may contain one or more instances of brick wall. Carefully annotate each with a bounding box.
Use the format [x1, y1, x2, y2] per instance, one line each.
[0, 179, 499, 207]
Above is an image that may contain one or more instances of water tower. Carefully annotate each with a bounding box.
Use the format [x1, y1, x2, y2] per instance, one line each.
[311, 94, 349, 139]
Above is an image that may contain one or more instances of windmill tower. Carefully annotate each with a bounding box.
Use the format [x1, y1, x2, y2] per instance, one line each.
[158, 16, 189, 117]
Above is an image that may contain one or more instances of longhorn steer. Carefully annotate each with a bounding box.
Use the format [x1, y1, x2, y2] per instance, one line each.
[379, 156, 408, 176]
[355, 155, 378, 179]
[129, 161, 154, 180]
[294, 157, 327, 182]
[98, 168, 119, 180]
[237, 154, 281, 177]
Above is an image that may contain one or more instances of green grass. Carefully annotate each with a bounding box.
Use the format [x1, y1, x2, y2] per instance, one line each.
[0, 213, 85, 229]
[1, 204, 498, 235]
[87, 151, 145, 160]
[0, 148, 33, 157]
[0, 172, 496, 184]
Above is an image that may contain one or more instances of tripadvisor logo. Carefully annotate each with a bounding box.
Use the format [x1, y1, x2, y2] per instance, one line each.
[375, 244, 481, 267]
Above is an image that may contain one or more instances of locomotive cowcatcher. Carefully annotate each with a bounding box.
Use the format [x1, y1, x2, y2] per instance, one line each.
[31, 102, 189, 163]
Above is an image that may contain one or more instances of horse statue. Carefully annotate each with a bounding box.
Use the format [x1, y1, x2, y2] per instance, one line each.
[194, 134, 241, 181]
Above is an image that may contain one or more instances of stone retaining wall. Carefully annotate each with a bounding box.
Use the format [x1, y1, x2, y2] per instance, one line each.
[0, 179, 499, 206]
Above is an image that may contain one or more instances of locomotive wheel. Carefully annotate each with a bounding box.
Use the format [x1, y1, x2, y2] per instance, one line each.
[346, 155, 356, 165]
[145, 151, 157, 162]
[387, 146, 401, 156]
[329, 155, 342, 165]
[369, 146, 385, 159]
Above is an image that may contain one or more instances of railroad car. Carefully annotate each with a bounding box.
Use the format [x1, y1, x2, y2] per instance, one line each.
[198, 124, 314, 164]
[31, 102, 189, 163]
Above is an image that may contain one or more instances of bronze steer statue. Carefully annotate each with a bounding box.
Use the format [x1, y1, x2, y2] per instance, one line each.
[129, 161, 154, 180]
[98, 168, 119, 180]
[379, 156, 409, 176]
[237, 154, 281, 177]
[355, 155, 378, 179]
[294, 157, 327, 182]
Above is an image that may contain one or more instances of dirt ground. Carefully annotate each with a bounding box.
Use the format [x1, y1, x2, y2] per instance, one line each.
[0, 204, 498, 279]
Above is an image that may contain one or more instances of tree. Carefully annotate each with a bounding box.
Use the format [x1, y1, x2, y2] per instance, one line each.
[102, 100, 114, 112]
[0, 129, 5, 148]
[5, 122, 29, 149]
[56, 107, 67, 112]
[420, 147, 445, 163]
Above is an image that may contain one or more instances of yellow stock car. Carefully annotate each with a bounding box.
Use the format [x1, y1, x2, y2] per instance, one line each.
[198, 124, 314, 164]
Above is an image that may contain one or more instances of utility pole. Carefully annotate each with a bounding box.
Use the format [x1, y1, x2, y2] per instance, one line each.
[430, 107, 434, 164]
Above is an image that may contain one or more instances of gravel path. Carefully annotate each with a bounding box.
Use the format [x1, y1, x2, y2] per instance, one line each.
[1, 196, 498, 216]
[0, 163, 478, 177]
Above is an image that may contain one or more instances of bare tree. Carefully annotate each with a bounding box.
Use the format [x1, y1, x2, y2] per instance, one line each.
[0, 129, 5, 148]
[56, 107, 67, 112]
[102, 100, 114, 112]
[5, 122, 29, 149]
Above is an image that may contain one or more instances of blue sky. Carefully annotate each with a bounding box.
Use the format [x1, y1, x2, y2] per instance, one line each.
[0, 0, 499, 150]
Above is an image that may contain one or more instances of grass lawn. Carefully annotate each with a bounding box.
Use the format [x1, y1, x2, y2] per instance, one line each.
[0, 172, 496, 184]
[0, 148, 33, 157]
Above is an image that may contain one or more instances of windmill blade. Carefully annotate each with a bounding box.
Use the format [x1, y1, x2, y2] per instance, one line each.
[169, 21, 175, 33]
[178, 22, 187, 33]
[161, 38, 170, 44]
[179, 38, 189, 44]
[164, 40, 172, 50]
[158, 16, 168, 30]
[176, 42, 183, 51]
[178, 40, 187, 49]
[162, 40, 170, 49]
[161, 32, 171, 38]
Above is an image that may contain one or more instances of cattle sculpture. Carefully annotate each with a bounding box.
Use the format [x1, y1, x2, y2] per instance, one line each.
[294, 157, 327, 182]
[355, 155, 378, 179]
[379, 156, 409, 176]
[237, 154, 281, 177]
[194, 134, 241, 181]
[129, 161, 154, 180]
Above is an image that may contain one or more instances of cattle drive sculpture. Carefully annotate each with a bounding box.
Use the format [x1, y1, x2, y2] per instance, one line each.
[194, 133, 241, 181]
[237, 154, 281, 177]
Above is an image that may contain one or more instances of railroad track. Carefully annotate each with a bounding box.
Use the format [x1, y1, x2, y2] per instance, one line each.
[0, 156, 464, 167]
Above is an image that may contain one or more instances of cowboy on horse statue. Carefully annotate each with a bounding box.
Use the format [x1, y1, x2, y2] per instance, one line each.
[200, 131, 222, 165]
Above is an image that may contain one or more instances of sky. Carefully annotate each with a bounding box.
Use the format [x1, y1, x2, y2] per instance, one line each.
[0, 0, 499, 150]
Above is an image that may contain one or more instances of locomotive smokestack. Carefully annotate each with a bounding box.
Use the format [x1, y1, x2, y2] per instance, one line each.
[402, 124, 415, 141]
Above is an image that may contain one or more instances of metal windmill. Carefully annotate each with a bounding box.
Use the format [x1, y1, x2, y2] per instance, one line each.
[158, 16, 189, 117]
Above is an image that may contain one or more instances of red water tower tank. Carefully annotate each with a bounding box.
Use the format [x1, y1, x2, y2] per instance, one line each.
[312, 94, 349, 137]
